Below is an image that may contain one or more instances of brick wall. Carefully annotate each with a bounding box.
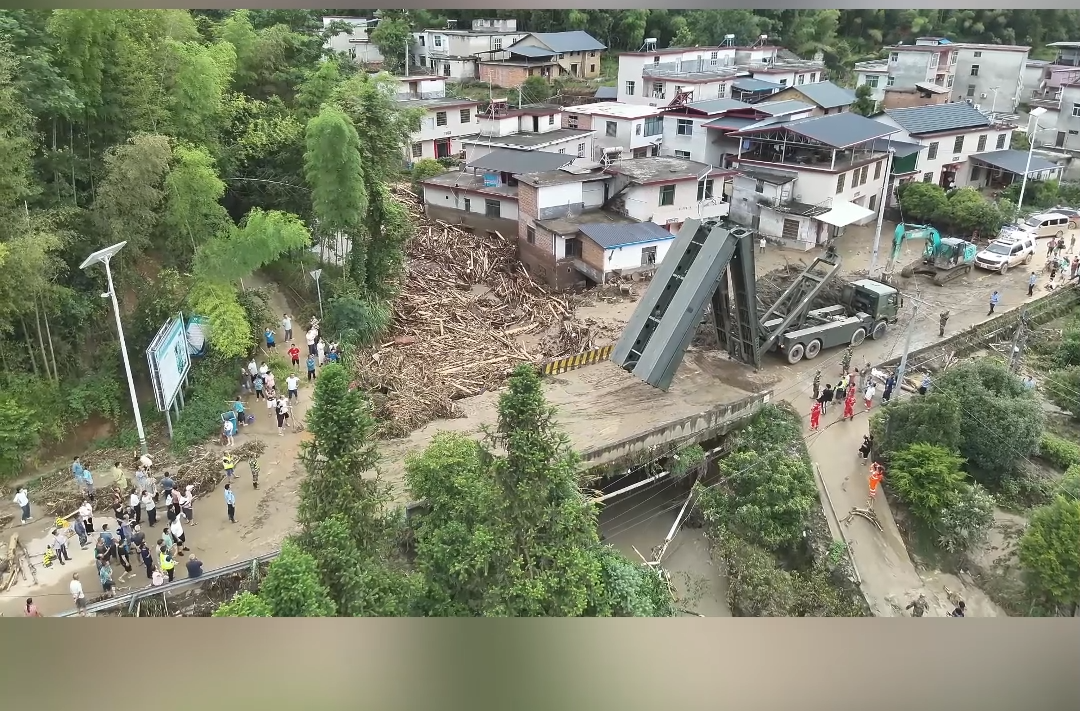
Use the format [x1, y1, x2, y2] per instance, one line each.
[516, 182, 557, 286]
[563, 113, 594, 130]
[882, 89, 949, 110]
[581, 235, 605, 274]
[479, 63, 530, 88]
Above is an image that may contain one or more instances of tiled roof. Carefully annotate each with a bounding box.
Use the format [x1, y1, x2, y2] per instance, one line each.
[579, 221, 674, 249]
[787, 80, 857, 109]
[519, 31, 606, 53]
[883, 102, 992, 135]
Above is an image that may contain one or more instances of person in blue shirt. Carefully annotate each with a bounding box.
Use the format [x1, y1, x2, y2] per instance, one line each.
[988, 290, 1000, 316]
[224, 484, 237, 524]
[264, 327, 276, 349]
[72, 457, 84, 484]
[253, 374, 265, 401]
[306, 354, 316, 381]
[78, 466, 95, 501]
[327, 343, 339, 363]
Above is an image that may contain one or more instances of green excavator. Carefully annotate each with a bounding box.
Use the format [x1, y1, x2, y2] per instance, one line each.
[891, 223, 977, 286]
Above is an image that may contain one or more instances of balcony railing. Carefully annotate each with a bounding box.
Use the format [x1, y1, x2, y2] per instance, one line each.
[397, 90, 447, 100]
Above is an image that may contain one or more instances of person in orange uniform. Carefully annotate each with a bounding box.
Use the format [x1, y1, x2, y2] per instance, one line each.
[867, 463, 885, 507]
[809, 401, 822, 431]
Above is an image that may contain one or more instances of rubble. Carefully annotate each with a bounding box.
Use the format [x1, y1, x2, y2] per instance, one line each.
[755, 262, 856, 310]
[9, 439, 266, 519]
[353, 185, 604, 438]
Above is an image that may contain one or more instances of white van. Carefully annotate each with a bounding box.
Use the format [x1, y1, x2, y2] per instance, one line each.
[974, 233, 1037, 274]
[1015, 212, 1071, 239]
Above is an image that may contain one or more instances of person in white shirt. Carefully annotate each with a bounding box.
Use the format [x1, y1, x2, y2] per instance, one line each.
[282, 314, 293, 341]
[78, 500, 95, 533]
[70, 572, 87, 615]
[266, 394, 277, 418]
[128, 489, 141, 525]
[180, 485, 196, 526]
[222, 417, 235, 447]
[305, 329, 316, 356]
[286, 374, 300, 402]
[247, 359, 258, 388]
[316, 339, 326, 366]
[169, 514, 190, 553]
[759, 236, 767, 254]
[13, 487, 31, 524]
[265, 370, 276, 391]
[259, 362, 269, 376]
[276, 398, 290, 435]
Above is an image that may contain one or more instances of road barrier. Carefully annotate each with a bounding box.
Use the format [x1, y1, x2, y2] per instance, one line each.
[539, 345, 613, 376]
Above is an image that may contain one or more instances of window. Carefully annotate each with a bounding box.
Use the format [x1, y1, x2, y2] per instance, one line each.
[442, 63, 450, 77]
[996, 133, 1007, 150]
[411, 142, 423, 158]
[653, 56, 660, 64]
[922, 172, 933, 183]
[494, 38, 502, 51]
[779, 79, 788, 86]
[836, 173, 846, 194]
[460, 109, 471, 124]
[970, 64, 980, 77]
[434, 35, 442, 47]
[697, 179, 714, 201]
[641, 246, 658, 266]
[869, 194, 877, 212]
[484, 199, 500, 218]
[676, 119, 693, 136]
[1072, 102, 1080, 118]
[976, 134, 987, 152]
[797, 74, 805, 85]
[643, 115, 662, 136]
[952, 135, 964, 154]
[659, 184, 675, 206]
[929, 54, 938, 68]
[710, 51, 719, 60]
[889, 52, 899, 63]
[755, 179, 765, 193]
[567, 114, 578, 129]
[577, 143, 585, 157]
[927, 142, 939, 160]
[565, 238, 582, 258]
[874, 160, 882, 180]
[718, 83, 727, 97]
[636, 124, 642, 135]
[526, 226, 536, 244]
[966, 84, 976, 98]
[590, 51, 597, 57]
[810, 73, 817, 82]
[866, 75, 879, 88]
[947, 75, 954, 88]
[464, 197, 471, 212]
[558, 149, 566, 153]
[625, 81, 636, 96]
[860, 165, 869, 186]
[548, 114, 555, 125]
[419, 36, 425, 47]
[887, 76, 895, 87]
[973, 50, 982, 58]
[436, 111, 447, 126]
[674, 150, 691, 159]
[652, 82, 664, 98]
[606, 121, 618, 137]
[590, 64, 595, 73]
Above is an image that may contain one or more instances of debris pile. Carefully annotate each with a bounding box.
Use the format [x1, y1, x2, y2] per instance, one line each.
[756, 262, 856, 310]
[12, 440, 266, 518]
[353, 186, 598, 437]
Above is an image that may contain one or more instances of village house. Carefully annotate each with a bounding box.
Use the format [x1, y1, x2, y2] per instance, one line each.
[885, 38, 958, 92]
[854, 60, 889, 104]
[730, 77, 783, 103]
[560, 102, 665, 160]
[872, 102, 1018, 190]
[460, 101, 595, 164]
[1047, 83, 1080, 152]
[322, 16, 383, 65]
[662, 98, 815, 169]
[477, 31, 607, 88]
[727, 112, 898, 250]
[602, 156, 732, 234]
[393, 76, 480, 162]
[412, 18, 525, 81]
[881, 82, 951, 111]
[1022, 60, 1080, 103]
[742, 58, 825, 90]
[765, 80, 857, 116]
[950, 43, 1030, 112]
[1048, 41, 1080, 67]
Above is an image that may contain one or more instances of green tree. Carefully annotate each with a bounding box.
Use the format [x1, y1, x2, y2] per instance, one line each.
[186, 280, 252, 359]
[0, 42, 38, 214]
[296, 59, 342, 121]
[887, 443, 967, 523]
[93, 133, 173, 255]
[369, 15, 412, 74]
[213, 590, 274, 617]
[163, 39, 236, 147]
[897, 181, 948, 223]
[257, 539, 336, 617]
[163, 144, 232, 259]
[1044, 366, 1080, 419]
[871, 394, 963, 457]
[943, 187, 1007, 236]
[194, 209, 311, 282]
[1018, 496, 1080, 612]
[519, 75, 553, 105]
[850, 84, 876, 116]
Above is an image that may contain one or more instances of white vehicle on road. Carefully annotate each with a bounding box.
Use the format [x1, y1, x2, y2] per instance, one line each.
[974, 234, 1036, 274]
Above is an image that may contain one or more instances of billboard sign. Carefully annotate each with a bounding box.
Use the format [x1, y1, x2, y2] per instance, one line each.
[146, 313, 192, 411]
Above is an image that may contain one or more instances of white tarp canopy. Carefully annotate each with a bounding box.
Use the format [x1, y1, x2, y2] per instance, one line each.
[816, 200, 875, 228]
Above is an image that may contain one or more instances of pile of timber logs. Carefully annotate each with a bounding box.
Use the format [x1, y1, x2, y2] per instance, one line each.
[1, 534, 36, 592]
[353, 186, 600, 437]
[756, 262, 855, 311]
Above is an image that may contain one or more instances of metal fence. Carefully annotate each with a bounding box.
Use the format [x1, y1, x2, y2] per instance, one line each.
[539, 345, 614, 376]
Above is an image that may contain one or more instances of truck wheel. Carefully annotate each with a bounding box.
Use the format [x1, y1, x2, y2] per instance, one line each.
[1024, 253, 1033, 265]
[850, 328, 866, 347]
[871, 320, 888, 340]
[786, 343, 805, 364]
[1057, 230, 1064, 238]
[999, 262, 1009, 275]
[805, 339, 822, 359]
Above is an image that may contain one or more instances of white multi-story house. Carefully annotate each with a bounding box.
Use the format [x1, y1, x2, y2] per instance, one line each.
[886, 38, 958, 91]
[322, 16, 383, 65]
[727, 113, 898, 250]
[950, 43, 1030, 112]
[854, 60, 889, 103]
[1049, 83, 1080, 151]
[873, 102, 1015, 189]
[394, 76, 480, 162]
[743, 59, 825, 89]
[663, 98, 814, 168]
[460, 102, 595, 164]
[617, 43, 741, 106]
[1021, 60, 1080, 103]
[560, 102, 665, 160]
[604, 156, 732, 234]
[412, 18, 525, 81]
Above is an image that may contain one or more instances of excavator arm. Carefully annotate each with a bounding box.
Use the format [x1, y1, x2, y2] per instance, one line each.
[889, 223, 941, 272]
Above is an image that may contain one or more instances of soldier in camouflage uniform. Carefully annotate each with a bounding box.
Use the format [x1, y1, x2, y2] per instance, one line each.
[905, 594, 929, 617]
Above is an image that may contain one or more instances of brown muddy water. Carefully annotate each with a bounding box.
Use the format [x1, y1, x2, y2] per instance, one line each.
[598, 478, 731, 617]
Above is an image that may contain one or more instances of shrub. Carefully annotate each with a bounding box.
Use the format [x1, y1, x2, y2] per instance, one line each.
[669, 444, 705, 481]
[323, 295, 390, 348]
[1018, 496, 1080, 612]
[170, 361, 240, 452]
[717, 534, 797, 616]
[936, 482, 995, 553]
[1044, 367, 1080, 420]
[1036, 432, 1080, 471]
[887, 443, 967, 524]
[1062, 465, 1080, 500]
[410, 158, 446, 186]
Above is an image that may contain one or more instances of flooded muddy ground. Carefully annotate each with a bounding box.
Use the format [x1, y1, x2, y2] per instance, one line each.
[597, 478, 731, 617]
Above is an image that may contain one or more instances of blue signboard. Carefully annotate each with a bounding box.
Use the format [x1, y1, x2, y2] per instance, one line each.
[483, 173, 499, 187]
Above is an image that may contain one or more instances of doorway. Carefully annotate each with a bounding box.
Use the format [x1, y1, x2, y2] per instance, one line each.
[570, 63, 579, 76]
[1057, 131, 1067, 149]
[434, 139, 451, 159]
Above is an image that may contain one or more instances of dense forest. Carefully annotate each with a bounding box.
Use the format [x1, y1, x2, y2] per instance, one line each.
[1, 9, 1079, 478]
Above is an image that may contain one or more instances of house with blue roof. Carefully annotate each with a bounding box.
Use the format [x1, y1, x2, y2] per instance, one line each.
[478, 31, 606, 88]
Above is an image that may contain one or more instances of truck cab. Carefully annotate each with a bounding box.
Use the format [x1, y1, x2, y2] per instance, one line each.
[842, 279, 901, 323]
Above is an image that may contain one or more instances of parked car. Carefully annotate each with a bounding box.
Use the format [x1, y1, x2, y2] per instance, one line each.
[974, 233, 1037, 274]
[1012, 211, 1071, 239]
[1047, 206, 1080, 230]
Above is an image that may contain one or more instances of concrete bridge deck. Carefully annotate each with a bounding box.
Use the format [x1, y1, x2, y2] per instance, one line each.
[376, 351, 769, 499]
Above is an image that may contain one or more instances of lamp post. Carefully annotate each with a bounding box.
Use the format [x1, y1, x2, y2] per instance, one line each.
[80, 242, 149, 456]
[310, 268, 324, 319]
[868, 147, 896, 278]
[1015, 106, 1047, 221]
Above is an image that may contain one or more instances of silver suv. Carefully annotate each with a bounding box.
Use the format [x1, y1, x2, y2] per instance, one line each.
[974, 234, 1036, 274]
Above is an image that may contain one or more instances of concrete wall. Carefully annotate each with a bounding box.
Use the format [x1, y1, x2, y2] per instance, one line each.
[424, 201, 519, 237]
[856, 70, 888, 103]
[951, 47, 1027, 109]
[1052, 86, 1080, 151]
[605, 237, 675, 271]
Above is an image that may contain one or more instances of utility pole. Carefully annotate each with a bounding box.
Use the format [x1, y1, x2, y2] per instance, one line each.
[893, 303, 919, 399]
[868, 148, 896, 278]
